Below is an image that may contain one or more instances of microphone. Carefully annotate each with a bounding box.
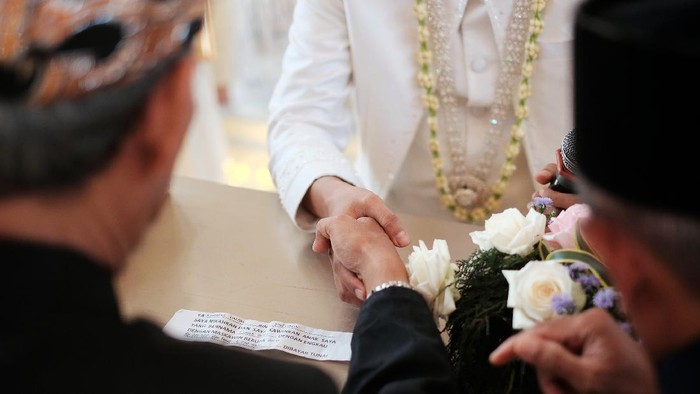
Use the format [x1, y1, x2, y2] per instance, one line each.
[549, 128, 578, 194]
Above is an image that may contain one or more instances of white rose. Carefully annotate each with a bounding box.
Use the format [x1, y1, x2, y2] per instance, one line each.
[469, 208, 547, 257]
[406, 239, 461, 320]
[502, 260, 586, 329]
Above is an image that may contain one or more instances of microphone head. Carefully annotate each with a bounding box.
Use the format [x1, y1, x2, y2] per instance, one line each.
[560, 128, 578, 175]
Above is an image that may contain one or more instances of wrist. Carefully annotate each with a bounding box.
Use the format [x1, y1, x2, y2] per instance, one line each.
[362, 258, 410, 293]
[303, 176, 353, 217]
[366, 280, 414, 300]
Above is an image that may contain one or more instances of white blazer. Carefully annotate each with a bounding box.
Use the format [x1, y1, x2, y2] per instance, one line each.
[268, 0, 581, 229]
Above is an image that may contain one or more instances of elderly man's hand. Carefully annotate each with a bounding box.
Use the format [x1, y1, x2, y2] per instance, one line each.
[490, 308, 658, 394]
[312, 215, 409, 307]
[304, 176, 410, 304]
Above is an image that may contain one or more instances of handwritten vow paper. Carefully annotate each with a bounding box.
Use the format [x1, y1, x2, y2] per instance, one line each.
[164, 309, 352, 361]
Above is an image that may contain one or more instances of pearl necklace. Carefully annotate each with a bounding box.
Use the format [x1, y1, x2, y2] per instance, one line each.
[415, 0, 547, 222]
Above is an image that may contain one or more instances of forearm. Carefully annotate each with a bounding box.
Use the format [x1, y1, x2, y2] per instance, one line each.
[358, 254, 410, 293]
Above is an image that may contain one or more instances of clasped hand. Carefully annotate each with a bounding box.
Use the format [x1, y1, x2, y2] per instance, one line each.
[305, 176, 410, 305]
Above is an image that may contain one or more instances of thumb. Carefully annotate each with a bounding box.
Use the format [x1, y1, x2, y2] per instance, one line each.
[512, 335, 587, 388]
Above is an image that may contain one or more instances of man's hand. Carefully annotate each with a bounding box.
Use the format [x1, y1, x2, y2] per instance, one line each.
[489, 309, 658, 394]
[533, 163, 580, 210]
[303, 176, 410, 304]
[312, 215, 409, 306]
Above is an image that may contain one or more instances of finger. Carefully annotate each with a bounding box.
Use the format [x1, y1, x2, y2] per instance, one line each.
[489, 323, 579, 365]
[537, 188, 580, 210]
[521, 316, 587, 349]
[334, 275, 363, 306]
[500, 334, 586, 387]
[490, 334, 571, 390]
[361, 198, 410, 247]
[535, 163, 558, 185]
[532, 309, 618, 352]
[490, 332, 574, 369]
[489, 333, 527, 365]
[312, 217, 335, 253]
[332, 259, 365, 306]
[312, 230, 331, 253]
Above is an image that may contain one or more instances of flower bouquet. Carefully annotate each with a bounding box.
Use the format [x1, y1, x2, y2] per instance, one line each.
[443, 201, 630, 394]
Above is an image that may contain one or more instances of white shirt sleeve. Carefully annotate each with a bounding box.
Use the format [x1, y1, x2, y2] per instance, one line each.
[267, 0, 361, 231]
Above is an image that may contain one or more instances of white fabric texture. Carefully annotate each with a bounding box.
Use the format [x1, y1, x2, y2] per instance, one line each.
[268, 0, 581, 229]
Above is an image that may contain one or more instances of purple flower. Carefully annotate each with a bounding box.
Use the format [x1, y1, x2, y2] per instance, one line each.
[576, 274, 601, 292]
[551, 293, 576, 315]
[593, 288, 617, 309]
[567, 262, 590, 273]
[533, 196, 553, 209]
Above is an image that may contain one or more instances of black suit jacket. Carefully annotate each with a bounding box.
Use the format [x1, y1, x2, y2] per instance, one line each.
[1, 240, 458, 393]
[657, 337, 700, 394]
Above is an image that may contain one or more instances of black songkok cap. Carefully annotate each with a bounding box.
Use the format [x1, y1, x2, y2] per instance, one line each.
[574, 0, 700, 217]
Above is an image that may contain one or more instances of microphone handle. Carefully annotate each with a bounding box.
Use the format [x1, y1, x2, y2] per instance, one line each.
[549, 173, 576, 194]
[549, 148, 577, 194]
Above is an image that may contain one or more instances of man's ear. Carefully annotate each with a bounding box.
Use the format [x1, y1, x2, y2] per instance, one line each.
[582, 215, 659, 313]
[130, 55, 197, 173]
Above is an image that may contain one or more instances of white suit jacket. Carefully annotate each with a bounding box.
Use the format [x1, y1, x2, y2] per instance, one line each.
[268, 0, 581, 229]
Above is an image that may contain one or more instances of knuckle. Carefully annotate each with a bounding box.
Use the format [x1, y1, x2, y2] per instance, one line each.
[356, 216, 373, 225]
[582, 308, 609, 329]
[525, 342, 546, 364]
[380, 211, 399, 226]
[356, 192, 380, 209]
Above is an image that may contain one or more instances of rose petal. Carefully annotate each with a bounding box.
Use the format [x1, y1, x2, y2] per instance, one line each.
[503, 270, 518, 307]
[512, 308, 536, 330]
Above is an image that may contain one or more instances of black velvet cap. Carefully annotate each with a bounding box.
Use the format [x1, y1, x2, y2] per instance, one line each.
[574, 0, 700, 217]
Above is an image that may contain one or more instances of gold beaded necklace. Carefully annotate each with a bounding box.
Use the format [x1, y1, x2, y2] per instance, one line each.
[414, 0, 547, 222]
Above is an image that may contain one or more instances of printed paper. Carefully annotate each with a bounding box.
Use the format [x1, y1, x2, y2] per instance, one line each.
[164, 309, 352, 361]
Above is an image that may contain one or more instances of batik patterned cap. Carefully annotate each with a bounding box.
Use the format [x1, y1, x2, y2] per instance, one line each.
[0, 0, 206, 106]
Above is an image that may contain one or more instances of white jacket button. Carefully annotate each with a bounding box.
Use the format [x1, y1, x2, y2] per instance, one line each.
[471, 58, 487, 73]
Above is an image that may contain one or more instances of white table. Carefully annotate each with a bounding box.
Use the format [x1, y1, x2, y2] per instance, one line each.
[115, 176, 480, 388]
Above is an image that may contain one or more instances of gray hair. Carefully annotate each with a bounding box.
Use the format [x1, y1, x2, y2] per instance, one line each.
[578, 177, 700, 298]
[0, 64, 166, 199]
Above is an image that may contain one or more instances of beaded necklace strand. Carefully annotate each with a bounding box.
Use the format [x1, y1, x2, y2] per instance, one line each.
[414, 0, 547, 222]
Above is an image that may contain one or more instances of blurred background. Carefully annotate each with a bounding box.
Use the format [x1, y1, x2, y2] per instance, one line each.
[174, 0, 298, 192]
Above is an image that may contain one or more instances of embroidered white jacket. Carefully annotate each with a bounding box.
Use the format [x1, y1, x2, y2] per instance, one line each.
[268, 0, 581, 230]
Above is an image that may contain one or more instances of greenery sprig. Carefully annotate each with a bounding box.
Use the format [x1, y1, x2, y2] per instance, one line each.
[445, 248, 541, 394]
